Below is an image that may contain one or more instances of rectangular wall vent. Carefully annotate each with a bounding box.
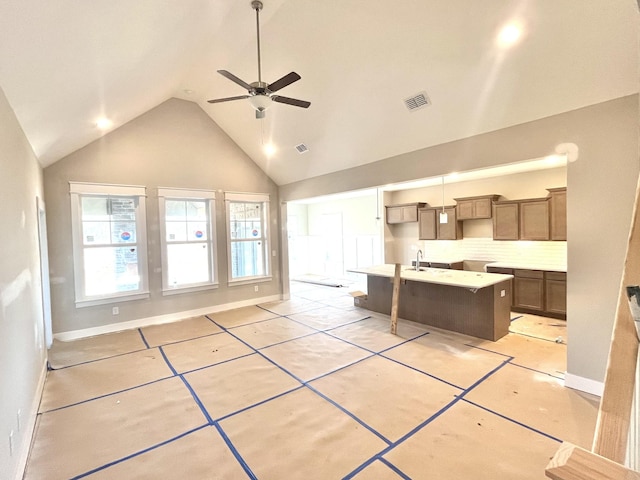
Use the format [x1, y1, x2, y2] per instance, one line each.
[295, 143, 309, 154]
[404, 91, 431, 112]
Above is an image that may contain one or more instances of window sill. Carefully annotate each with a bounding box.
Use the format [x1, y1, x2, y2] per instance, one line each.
[162, 283, 219, 296]
[228, 276, 273, 287]
[75, 291, 150, 308]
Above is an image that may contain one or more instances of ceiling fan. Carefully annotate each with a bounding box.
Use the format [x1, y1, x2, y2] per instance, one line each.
[207, 0, 310, 119]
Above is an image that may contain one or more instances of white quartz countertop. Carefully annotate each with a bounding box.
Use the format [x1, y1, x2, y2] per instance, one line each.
[485, 262, 567, 273]
[348, 264, 513, 289]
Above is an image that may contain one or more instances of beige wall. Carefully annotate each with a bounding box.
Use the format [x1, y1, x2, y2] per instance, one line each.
[44, 98, 280, 334]
[280, 95, 640, 386]
[0, 86, 47, 478]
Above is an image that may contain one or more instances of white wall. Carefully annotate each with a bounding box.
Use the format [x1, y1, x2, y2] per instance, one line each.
[44, 98, 281, 335]
[289, 193, 382, 279]
[0, 86, 47, 479]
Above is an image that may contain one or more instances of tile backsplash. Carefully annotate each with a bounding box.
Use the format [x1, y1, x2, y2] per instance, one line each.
[416, 237, 567, 268]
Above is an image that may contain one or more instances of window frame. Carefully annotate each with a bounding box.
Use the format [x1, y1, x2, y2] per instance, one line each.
[225, 192, 272, 285]
[70, 182, 150, 307]
[158, 188, 218, 295]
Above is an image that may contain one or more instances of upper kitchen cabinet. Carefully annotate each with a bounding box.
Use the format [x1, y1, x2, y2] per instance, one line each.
[386, 202, 426, 224]
[547, 187, 567, 241]
[519, 199, 550, 240]
[419, 206, 462, 240]
[454, 194, 500, 220]
[492, 201, 519, 240]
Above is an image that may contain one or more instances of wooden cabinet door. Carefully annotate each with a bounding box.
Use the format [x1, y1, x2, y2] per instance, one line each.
[437, 206, 462, 239]
[520, 200, 550, 240]
[418, 208, 437, 240]
[386, 206, 403, 224]
[493, 203, 519, 240]
[549, 188, 567, 241]
[456, 200, 474, 220]
[473, 198, 493, 218]
[513, 273, 544, 311]
[545, 271, 567, 314]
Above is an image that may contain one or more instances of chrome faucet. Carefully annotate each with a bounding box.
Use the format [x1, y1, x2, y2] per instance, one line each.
[416, 249, 423, 271]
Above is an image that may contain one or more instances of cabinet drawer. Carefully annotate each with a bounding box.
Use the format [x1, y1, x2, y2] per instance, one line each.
[545, 271, 566, 281]
[514, 269, 544, 279]
[486, 267, 513, 275]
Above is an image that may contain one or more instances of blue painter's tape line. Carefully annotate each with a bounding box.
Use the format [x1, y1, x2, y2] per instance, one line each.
[179, 375, 214, 425]
[256, 330, 322, 351]
[379, 457, 412, 480]
[377, 331, 430, 354]
[306, 383, 392, 446]
[343, 358, 513, 479]
[71, 424, 209, 479]
[510, 315, 524, 322]
[509, 362, 566, 381]
[216, 385, 305, 423]
[51, 347, 150, 370]
[378, 353, 464, 390]
[212, 422, 258, 480]
[465, 343, 515, 359]
[461, 398, 563, 443]
[180, 352, 257, 377]
[138, 328, 150, 348]
[158, 346, 178, 376]
[41, 375, 174, 414]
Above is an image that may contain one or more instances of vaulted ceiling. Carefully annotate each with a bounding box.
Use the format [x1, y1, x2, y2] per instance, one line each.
[0, 0, 637, 185]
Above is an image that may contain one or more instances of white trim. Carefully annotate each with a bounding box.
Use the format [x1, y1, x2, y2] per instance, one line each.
[53, 294, 282, 341]
[157, 187, 216, 199]
[564, 373, 604, 397]
[158, 194, 218, 291]
[75, 291, 150, 308]
[228, 276, 273, 287]
[224, 192, 270, 203]
[16, 360, 47, 480]
[69, 181, 145, 196]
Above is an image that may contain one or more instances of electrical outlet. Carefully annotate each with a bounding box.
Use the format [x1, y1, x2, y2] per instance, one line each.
[254, 285, 259, 292]
[112, 307, 119, 315]
[9, 430, 13, 457]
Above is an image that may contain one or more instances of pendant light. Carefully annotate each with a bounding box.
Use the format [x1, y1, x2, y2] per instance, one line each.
[439, 176, 448, 224]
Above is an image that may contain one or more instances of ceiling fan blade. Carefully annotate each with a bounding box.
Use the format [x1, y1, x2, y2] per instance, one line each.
[207, 95, 250, 104]
[217, 70, 253, 91]
[271, 95, 311, 108]
[268, 72, 301, 92]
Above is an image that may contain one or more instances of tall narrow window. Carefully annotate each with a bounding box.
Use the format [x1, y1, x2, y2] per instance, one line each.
[225, 192, 271, 283]
[158, 188, 217, 294]
[70, 182, 149, 307]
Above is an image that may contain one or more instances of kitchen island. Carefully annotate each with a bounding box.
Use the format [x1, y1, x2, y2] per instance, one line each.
[349, 264, 514, 341]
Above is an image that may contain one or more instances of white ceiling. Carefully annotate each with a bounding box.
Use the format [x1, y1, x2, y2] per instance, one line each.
[0, 0, 637, 185]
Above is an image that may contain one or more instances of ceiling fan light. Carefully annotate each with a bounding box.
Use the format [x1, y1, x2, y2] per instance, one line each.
[248, 94, 272, 112]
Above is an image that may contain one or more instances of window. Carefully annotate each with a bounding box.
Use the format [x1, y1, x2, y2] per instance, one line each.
[70, 182, 149, 307]
[158, 188, 217, 294]
[225, 192, 271, 283]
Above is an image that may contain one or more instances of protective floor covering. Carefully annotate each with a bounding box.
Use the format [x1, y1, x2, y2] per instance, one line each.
[27, 281, 600, 479]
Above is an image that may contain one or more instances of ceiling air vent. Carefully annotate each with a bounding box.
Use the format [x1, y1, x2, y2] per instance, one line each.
[404, 91, 431, 112]
[295, 143, 309, 154]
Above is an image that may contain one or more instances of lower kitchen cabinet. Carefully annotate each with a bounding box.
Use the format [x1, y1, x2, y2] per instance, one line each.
[545, 271, 567, 315]
[513, 269, 544, 311]
[486, 266, 566, 318]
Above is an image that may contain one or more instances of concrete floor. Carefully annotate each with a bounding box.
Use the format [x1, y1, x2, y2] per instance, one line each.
[25, 281, 596, 479]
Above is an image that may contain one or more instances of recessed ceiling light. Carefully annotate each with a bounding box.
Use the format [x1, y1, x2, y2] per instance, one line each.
[95, 117, 112, 130]
[263, 143, 276, 157]
[496, 23, 523, 48]
[183, 89, 194, 95]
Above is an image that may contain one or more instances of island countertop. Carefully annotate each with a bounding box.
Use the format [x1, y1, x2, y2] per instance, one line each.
[348, 264, 513, 290]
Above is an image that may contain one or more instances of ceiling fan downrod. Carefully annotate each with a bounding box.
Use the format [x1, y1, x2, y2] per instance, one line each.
[252, 0, 263, 84]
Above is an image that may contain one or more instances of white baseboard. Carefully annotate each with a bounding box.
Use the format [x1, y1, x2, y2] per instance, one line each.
[564, 373, 604, 397]
[54, 294, 282, 341]
[16, 360, 47, 480]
